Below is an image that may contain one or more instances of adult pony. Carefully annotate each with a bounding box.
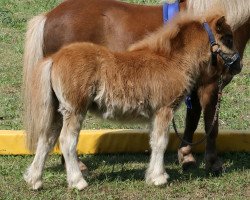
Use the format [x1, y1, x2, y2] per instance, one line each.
[24, 11, 241, 190]
[23, 0, 250, 173]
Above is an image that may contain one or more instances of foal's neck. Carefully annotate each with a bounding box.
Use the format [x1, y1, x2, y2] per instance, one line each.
[167, 23, 210, 74]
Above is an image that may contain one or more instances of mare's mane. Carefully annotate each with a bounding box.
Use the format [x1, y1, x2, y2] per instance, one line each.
[128, 11, 222, 56]
[186, 0, 250, 30]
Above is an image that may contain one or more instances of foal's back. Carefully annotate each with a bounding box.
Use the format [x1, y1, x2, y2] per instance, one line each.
[50, 42, 188, 116]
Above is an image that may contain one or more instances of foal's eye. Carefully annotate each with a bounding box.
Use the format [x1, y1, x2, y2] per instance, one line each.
[221, 35, 233, 48]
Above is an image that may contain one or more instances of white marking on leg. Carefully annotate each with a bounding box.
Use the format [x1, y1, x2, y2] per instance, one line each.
[59, 112, 88, 190]
[24, 134, 57, 190]
[146, 107, 173, 186]
[24, 116, 61, 190]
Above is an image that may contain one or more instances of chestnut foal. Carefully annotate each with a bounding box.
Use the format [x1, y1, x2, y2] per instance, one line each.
[24, 11, 241, 190]
[23, 0, 250, 173]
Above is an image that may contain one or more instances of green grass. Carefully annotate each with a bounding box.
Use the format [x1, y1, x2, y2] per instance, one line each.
[0, 153, 249, 199]
[0, 1, 249, 199]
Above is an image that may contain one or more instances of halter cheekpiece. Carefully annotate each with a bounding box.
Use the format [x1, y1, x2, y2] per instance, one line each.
[203, 22, 240, 69]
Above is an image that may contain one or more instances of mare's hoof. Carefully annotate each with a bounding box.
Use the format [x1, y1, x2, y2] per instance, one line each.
[205, 155, 223, 176]
[182, 157, 197, 171]
[178, 146, 197, 171]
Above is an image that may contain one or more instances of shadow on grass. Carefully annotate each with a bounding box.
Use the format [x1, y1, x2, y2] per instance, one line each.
[45, 152, 250, 183]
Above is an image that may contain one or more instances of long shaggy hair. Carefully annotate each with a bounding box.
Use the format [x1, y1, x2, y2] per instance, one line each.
[187, 0, 250, 30]
[23, 15, 46, 147]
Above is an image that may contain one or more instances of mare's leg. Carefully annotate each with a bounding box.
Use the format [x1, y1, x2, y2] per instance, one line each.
[202, 86, 223, 174]
[146, 107, 173, 186]
[59, 111, 88, 190]
[178, 90, 201, 170]
[24, 113, 62, 190]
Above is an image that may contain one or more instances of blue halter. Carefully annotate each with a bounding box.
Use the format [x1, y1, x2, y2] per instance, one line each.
[163, 0, 180, 23]
[203, 22, 241, 69]
[203, 22, 217, 46]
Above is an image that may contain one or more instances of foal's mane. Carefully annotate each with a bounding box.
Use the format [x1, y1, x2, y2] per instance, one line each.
[129, 11, 221, 55]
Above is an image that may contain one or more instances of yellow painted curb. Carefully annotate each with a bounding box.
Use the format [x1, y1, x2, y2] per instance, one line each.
[0, 130, 249, 155]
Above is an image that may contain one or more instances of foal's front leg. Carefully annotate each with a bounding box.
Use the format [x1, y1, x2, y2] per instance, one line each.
[146, 107, 173, 186]
[59, 112, 88, 190]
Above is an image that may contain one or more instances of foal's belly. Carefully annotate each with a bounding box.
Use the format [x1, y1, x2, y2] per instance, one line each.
[88, 102, 152, 123]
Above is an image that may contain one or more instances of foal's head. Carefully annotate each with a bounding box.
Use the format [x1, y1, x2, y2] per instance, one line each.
[206, 15, 242, 76]
[129, 11, 242, 77]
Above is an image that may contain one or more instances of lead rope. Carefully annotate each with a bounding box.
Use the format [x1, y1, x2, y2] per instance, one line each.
[172, 75, 223, 146]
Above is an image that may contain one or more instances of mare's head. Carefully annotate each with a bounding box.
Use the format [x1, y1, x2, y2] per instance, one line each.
[205, 14, 242, 76]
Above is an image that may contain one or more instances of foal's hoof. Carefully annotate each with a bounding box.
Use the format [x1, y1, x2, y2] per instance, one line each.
[69, 179, 88, 191]
[205, 155, 223, 176]
[146, 173, 169, 186]
[178, 146, 196, 171]
[31, 180, 43, 190]
[24, 172, 43, 190]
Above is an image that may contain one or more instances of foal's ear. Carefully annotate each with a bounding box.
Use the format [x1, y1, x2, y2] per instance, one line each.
[215, 16, 226, 33]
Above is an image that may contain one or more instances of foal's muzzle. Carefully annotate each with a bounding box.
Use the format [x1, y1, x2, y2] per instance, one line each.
[219, 51, 239, 66]
[213, 47, 242, 75]
[202, 22, 242, 76]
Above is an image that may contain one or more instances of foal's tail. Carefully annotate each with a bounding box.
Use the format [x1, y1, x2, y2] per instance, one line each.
[24, 59, 55, 152]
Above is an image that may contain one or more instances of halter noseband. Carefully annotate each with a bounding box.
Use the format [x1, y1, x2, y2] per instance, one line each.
[202, 22, 240, 69]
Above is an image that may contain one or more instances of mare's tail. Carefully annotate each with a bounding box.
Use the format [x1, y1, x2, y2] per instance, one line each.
[24, 59, 55, 152]
[23, 14, 46, 80]
[23, 14, 49, 152]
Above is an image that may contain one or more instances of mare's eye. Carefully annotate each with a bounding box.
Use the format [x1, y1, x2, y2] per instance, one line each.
[221, 35, 233, 48]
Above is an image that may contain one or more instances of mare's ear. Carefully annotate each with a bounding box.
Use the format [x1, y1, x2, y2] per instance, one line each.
[215, 16, 226, 33]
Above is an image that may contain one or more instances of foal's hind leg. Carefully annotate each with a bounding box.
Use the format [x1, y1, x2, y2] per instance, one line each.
[146, 107, 173, 186]
[24, 113, 62, 190]
[59, 111, 88, 190]
[178, 90, 200, 170]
